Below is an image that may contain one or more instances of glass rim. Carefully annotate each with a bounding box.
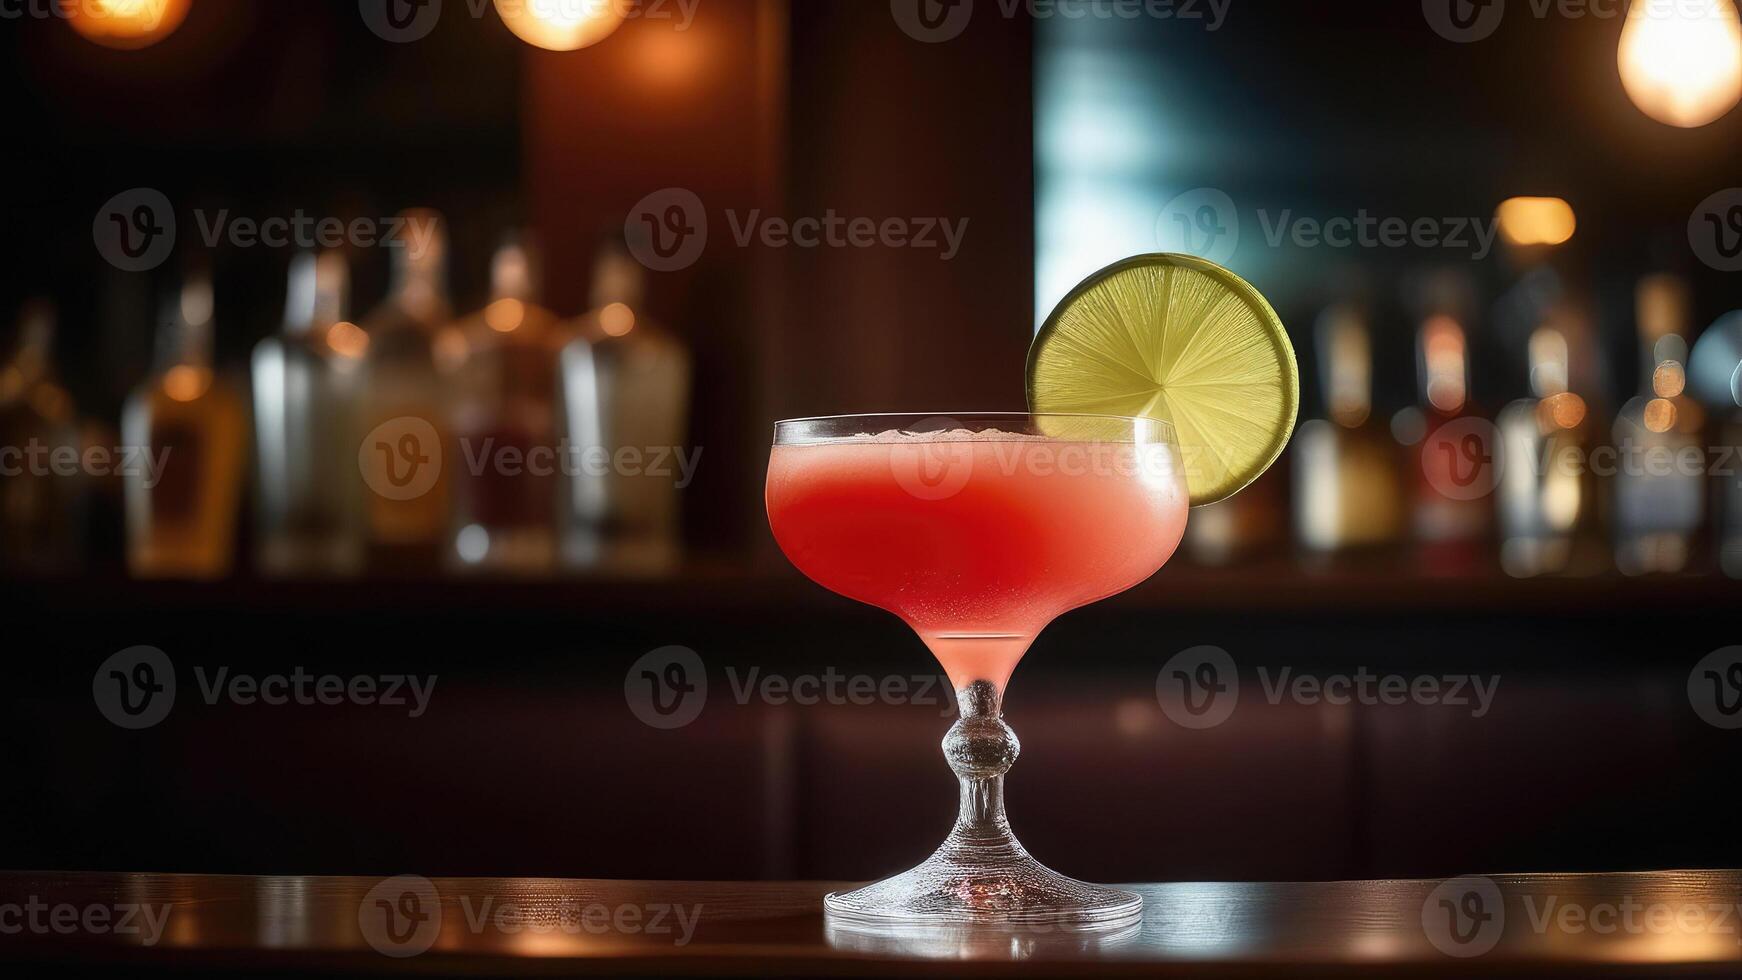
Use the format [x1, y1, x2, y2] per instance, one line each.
[772, 411, 1177, 443]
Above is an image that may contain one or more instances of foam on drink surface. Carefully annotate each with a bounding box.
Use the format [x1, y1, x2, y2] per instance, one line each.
[844, 427, 1059, 443]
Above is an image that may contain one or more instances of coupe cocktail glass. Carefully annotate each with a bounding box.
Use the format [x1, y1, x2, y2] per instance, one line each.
[766, 413, 1188, 926]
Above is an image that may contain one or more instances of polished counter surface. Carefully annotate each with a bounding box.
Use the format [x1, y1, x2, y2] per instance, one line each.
[2, 870, 1739, 975]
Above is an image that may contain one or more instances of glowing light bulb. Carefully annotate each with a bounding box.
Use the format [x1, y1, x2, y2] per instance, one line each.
[1618, 0, 1742, 127]
[67, 0, 191, 50]
[494, 0, 625, 52]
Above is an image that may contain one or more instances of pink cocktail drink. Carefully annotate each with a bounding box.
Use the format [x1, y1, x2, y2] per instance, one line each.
[767, 431, 1187, 691]
[767, 415, 1187, 926]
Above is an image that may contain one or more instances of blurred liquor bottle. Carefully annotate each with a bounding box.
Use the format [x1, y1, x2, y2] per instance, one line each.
[1719, 364, 1742, 578]
[559, 235, 692, 573]
[252, 251, 367, 577]
[1611, 275, 1705, 575]
[0, 300, 87, 572]
[1408, 312, 1491, 572]
[1688, 311, 1742, 578]
[122, 271, 247, 579]
[1293, 305, 1403, 558]
[1182, 467, 1285, 566]
[448, 234, 565, 573]
[1496, 317, 1593, 577]
[358, 209, 455, 574]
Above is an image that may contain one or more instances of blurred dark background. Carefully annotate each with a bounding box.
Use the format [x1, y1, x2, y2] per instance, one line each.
[1, 0, 1739, 882]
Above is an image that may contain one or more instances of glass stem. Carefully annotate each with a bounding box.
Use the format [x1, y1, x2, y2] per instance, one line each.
[943, 680, 1022, 850]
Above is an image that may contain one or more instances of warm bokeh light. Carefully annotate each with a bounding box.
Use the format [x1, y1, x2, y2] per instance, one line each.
[1497, 197, 1576, 247]
[1112, 697, 1160, 738]
[1539, 391, 1587, 431]
[1643, 396, 1678, 432]
[162, 364, 210, 403]
[1528, 327, 1570, 396]
[1653, 359, 1687, 398]
[324, 321, 369, 360]
[1320, 306, 1371, 428]
[180, 276, 214, 328]
[67, 0, 191, 49]
[1618, 0, 1742, 127]
[494, 0, 625, 51]
[485, 298, 526, 333]
[1637, 275, 1690, 345]
[434, 326, 470, 373]
[632, 22, 709, 85]
[598, 302, 636, 337]
[1421, 315, 1468, 413]
[0, 367, 22, 403]
[30, 384, 71, 423]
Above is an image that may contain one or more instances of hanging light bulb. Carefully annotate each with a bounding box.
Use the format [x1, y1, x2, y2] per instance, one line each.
[494, 0, 625, 51]
[1618, 0, 1742, 127]
[66, 0, 191, 50]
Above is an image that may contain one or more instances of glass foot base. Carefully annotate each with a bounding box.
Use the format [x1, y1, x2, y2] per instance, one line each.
[824, 842, 1141, 927]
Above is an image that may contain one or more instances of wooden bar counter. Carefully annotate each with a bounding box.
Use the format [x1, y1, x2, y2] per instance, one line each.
[1, 870, 1740, 975]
